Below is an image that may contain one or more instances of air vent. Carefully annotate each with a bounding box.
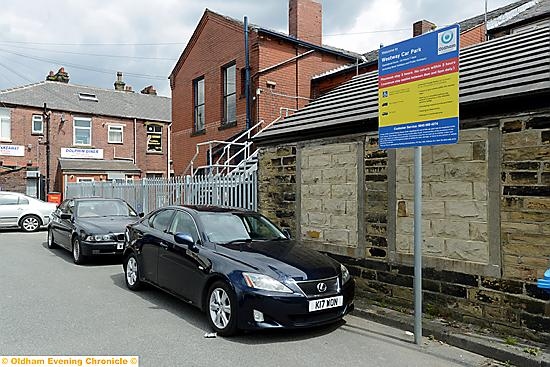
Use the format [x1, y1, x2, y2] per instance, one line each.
[78, 93, 98, 102]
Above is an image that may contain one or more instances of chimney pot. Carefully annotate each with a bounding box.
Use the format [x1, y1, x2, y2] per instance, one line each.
[114, 72, 126, 91]
[140, 85, 157, 95]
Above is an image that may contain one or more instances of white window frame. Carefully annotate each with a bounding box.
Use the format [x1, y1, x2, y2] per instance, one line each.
[32, 115, 44, 135]
[0, 108, 11, 142]
[76, 177, 94, 183]
[73, 117, 92, 146]
[108, 124, 124, 144]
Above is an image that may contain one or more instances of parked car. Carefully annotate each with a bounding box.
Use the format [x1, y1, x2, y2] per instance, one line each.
[48, 197, 141, 264]
[0, 191, 57, 232]
[123, 205, 355, 336]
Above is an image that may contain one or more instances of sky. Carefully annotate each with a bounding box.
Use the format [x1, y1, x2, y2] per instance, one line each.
[0, 0, 520, 97]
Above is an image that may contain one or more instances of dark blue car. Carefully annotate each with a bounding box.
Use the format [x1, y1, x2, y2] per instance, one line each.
[122, 205, 355, 336]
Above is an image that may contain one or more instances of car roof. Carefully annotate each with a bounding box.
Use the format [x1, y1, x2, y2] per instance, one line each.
[70, 197, 127, 202]
[162, 205, 252, 214]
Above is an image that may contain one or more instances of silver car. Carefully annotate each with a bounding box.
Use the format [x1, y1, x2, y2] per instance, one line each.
[0, 191, 57, 232]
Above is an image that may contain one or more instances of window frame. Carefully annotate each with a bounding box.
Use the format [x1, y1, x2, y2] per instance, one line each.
[193, 76, 205, 133]
[222, 62, 237, 125]
[108, 124, 124, 144]
[32, 114, 44, 135]
[0, 108, 11, 142]
[73, 116, 92, 146]
[146, 124, 163, 153]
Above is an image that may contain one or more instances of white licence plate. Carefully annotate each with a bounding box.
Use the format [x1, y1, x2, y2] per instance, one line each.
[117, 242, 124, 250]
[308, 296, 343, 312]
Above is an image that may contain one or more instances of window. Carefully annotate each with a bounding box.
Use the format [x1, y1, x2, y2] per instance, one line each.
[169, 211, 199, 242]
[32, 115, 43, 135]
[73, 117, 92, 146]
[0, 108, 11, 141]
[0, 194, 18, 205]
[194, 77, 205, 132]
[149, 209, 174, 232]
[78, 93, 98, 102]
[146, 124, 162, 153]
[223, 63, 236, 124]
[108, 125, 123, 144]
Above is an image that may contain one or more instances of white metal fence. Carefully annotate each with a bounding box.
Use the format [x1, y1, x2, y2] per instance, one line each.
[65, 171, 257, 214]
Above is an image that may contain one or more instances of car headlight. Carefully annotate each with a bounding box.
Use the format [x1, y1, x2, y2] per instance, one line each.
[85, 234, 113, 242]
[242, 273, 293, 293]
[341, 264, 351, 284]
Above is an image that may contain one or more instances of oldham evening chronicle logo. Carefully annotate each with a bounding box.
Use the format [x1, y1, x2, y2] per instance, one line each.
[437, 28, 457, 55]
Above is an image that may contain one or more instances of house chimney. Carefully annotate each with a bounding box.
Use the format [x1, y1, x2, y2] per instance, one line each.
[413, 20, 436, 37]
[114, 71, 126, 91]
[140, 85, 157, 95]
[289, 0, 322, 45]
[124, 85, 133, 93]
[46, 67, 69, 83]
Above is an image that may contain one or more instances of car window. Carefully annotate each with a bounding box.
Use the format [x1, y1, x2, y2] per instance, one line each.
[170, 211, 199, 240]
[0, 194, 19, 205]
[76, 200, 136, 218]
[242, 215, 283, 240]
[58, 200, 69, 212]
[18, 197, 29, 205]
[149, 210, 174, 232]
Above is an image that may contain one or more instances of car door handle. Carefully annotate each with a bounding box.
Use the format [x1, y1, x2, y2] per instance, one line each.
[159, 242, 169, 249]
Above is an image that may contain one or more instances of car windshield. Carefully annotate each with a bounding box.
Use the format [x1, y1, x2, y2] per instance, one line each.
[199, 212, 286, 244]
[76, 200, 137, 218]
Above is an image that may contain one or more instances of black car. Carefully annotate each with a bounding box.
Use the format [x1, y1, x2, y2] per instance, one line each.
[48, 198, 141, 264]
[123, 205, 354, 336]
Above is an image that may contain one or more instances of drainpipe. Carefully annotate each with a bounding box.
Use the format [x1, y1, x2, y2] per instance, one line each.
[244, 16, 251, 130]
[133, 118, 137, 165]
[167, 123, 172, 178]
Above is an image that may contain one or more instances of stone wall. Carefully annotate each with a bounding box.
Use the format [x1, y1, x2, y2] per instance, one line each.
[299, 140, 359, 256]
[394, 128, 491, 265]
[501, 114, 550, 281]
[257, 145, 297, 235]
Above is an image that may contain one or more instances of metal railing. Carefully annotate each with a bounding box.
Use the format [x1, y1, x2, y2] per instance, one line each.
[65, 168, 258, 214]
[185, 107, 296, 177]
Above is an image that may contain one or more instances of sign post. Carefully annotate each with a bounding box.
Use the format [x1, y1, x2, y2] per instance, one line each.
[378, 24, 460, 345]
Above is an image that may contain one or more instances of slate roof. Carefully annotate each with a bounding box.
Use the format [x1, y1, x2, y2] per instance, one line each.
[58, 158, 141, 172]
[0, 81, 171, 122]
[458, 0, 534, 31]
[492, 0, 550, 30]
[255, 26, 550, 144]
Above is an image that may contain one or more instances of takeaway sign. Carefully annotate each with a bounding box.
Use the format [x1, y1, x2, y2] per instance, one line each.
[378, 24, 460, 149]
[0, 144, 24, 157]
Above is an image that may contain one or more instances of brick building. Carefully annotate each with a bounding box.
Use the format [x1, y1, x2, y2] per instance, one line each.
[0, 69, 171, 199]
[169, 0, 362, 175]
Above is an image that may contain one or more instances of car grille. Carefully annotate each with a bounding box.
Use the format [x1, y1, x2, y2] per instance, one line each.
[295, 276, 340, 299]
[114, 233, 125, 242]
[289, 308, 344, 325]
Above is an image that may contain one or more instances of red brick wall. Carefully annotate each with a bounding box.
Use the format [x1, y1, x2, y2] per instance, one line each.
[461, 24, 486, 48]
[170, 12, 352, 175]
[0, 105, 168, 193]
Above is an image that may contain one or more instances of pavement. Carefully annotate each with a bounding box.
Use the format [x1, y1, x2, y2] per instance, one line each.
[352, 297, 550, 367]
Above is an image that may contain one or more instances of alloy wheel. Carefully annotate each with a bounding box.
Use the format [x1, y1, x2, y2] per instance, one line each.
[21, 216, 40, 232]
[126, 257, 138, 286]
[209, 287, 232, 329]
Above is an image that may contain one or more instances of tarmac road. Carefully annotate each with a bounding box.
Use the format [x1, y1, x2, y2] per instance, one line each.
[0, 230, 503, 367]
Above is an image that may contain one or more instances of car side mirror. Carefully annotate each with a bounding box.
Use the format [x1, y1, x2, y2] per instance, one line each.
[60, 213, 72, 220]
[174, 232, 197, 251]
[282, 228, 291, 239]
[138, 212, 145, 218]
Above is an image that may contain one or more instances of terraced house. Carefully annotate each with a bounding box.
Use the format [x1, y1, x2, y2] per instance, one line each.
[0, 69, 171, 199]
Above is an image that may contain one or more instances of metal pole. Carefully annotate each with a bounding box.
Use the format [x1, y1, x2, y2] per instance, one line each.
[414, 146, 423, 345]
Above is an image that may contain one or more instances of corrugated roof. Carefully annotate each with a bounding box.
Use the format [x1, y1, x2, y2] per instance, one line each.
[58, 158, 141, 172]
[0, 81, 171, 122]
[255, 26, 550, 144]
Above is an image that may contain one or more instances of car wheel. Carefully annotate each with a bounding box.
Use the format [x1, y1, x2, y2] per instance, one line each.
[207, 281, 238, 336]
[124, 254, 142, 291]
[47, 228, 57, 249]
[20, 215, 41, 232]
[72, 237, 86, 265]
